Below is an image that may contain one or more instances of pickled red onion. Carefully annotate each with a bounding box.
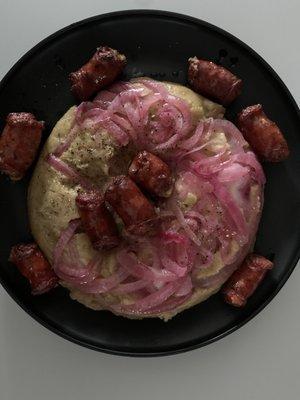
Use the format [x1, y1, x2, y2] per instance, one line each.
[171, 202, 202, 247]
[46, 154, 95, 190]
[175, 275, 193, 297]
[116, 249, 177, 282]
[53, 219, 81, 268]
[121, 279, 184, 312]
[76, 268, 129, 294]
[53, 124, 79, 157]
[73, 78, 193, 151]
[212, 178, 247, 237]
[113, 279, 148, 294]
[50, 80, 265, 316]
[110, 292, 192, 316]
[179, 121, 205, 150]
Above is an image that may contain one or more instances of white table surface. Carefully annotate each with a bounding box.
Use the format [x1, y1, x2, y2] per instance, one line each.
[0, 1, 299, 399]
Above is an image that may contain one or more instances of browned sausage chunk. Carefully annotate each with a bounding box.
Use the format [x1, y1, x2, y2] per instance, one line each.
[0, 113, 44, 180]
[69, 46, 126, 101]
[9, 243, 58, 295]
[222, 253, 274, 307]
[188, 57, 242, 105]
[128, 151, 174, 198]
[76, 190, 120, 250]
[105, 175, 158, 235]
[237, 104, 289, 162]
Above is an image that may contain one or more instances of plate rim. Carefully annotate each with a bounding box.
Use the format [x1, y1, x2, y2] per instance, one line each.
[0, 9, 299, 357]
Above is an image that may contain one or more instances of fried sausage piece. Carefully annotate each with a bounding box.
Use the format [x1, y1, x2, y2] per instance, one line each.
[128, 151, 174, 198]
[69, 46, 126, 101]
[0, 113, 44, 180]
[76, 190, 120, 250]
[236, 104, 289, 162]
[105, 175, 158, 235]
[188, 57, 242, 105]
[223, 253, 274, 307]
[9, 243, 58, 295]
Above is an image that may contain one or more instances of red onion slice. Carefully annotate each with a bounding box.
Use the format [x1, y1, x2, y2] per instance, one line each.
[161, 255, 187, 277]
[110, 113, 133, 132]
[210, 119, 248, 152]
[108, 81, 131, 94]
[68, 238, 85, 269]
[113, 279, 148, 294]
[233, 152, 266, 184]
[179, 122, 205, 150]
[117, 249, 177, 282]
[171, 202, 202, 247]
[121, 279, 184, 312]
[94, 90, 117, 103]
[53, 124, 79, 157]
[46, 154, 95, 190]
[159, 230, 187, 245]
[197, 242, 251, 289]
[53, 219, 81, 268]
[175, 275, 193, 297]
[78, 268, 129, 294]
[138, 78, 169, 97]
[218, 163, 250, 182]
[212, 178, 247, 238]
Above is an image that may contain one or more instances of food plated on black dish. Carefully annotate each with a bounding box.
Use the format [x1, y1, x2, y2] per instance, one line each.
[0, 10, 299, 355]
[2, 44, 289, 320]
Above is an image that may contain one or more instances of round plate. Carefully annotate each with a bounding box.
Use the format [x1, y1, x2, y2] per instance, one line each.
[0, 10, 299, 357]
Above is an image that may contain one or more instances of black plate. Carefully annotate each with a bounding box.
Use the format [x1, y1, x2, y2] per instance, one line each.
[0, 10, 299, 357]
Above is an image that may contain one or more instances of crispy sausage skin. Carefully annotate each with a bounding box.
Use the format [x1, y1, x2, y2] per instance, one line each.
[76, 190, 120, 250]
[9, 243, 58, 295]
[237, 104, 289, 162]
[128, 151, 174, 198]
[0, 113, 44, 180]
[188, 57, 242, 105]
[69, 46, 127, 101]
[223, 254, 274, 307]
[105, 175, 158, 235]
